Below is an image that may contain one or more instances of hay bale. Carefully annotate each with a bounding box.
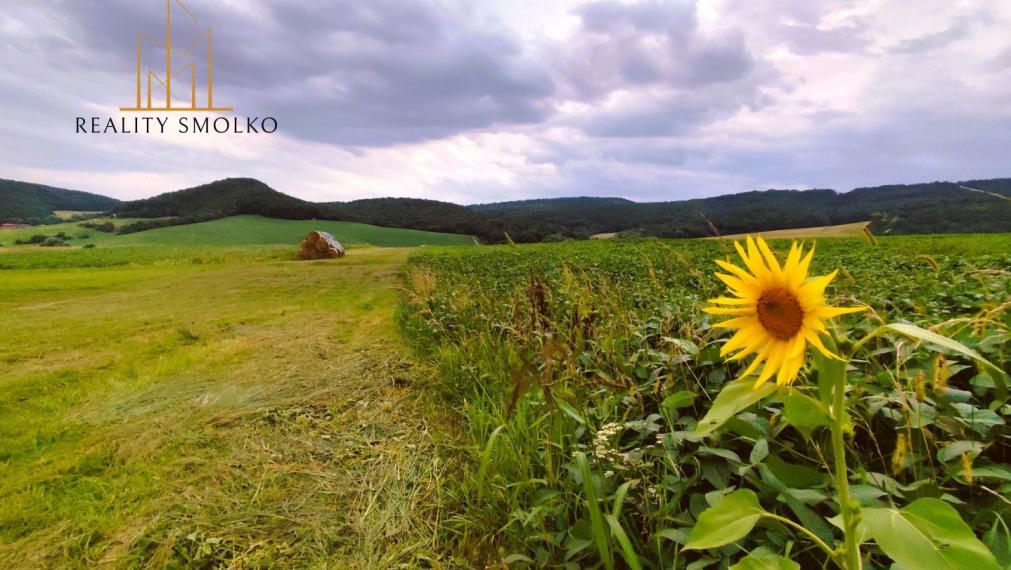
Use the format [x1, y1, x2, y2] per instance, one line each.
[298, 231, 346, 260]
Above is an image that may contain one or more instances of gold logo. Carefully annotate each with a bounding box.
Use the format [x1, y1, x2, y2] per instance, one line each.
[120, 0, 233, 113]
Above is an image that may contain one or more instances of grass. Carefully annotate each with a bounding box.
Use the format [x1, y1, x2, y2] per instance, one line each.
[591, 222, 870, 241]
[0, 245, 462, 568]
[0, 215, 475, 249]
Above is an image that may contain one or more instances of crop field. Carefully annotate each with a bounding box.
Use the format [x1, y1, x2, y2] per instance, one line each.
[400, 234, 1011, 568]
[0, 215, 475, 249]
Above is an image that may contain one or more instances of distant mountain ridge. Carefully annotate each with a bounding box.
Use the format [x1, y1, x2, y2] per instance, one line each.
[3, 176, 1009, 242]
[0, 179, 120, 222]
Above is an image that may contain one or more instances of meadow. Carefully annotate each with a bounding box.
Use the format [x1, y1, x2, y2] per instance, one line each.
[400, 234, 1011, 569]
[0, 245, 457, 568]
[0, 214, 475, 249]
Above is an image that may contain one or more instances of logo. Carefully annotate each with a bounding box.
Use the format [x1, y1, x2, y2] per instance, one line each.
[121, 0, 232, 113]
[76, 0, 276, 135]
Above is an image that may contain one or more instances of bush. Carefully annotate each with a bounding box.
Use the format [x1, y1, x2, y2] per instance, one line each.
[41, 237, 70, 247]
[80, 221, 115, 233]
[15, 234, 49, 245]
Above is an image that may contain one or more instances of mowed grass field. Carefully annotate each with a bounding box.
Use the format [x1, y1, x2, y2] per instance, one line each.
[0, 245, 458, 568]
[0, 215, 476, 248]
[712, 220, 870, 239]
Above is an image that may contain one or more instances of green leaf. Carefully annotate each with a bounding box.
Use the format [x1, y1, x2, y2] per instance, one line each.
[982, 515, 1011, 569]
[880, 323, 1008, 399]
[664, 337, 700, 355]
[750, 438, 769, 465]
[612, 480, 632, 519]
[691, 377, 779, 439]
[730, 547, 800, 570]
[971, 464, 1011, 482]
[813, 335, 845, 405]
[553, 396, 586, 424]
[938, 441, 985, 463]
[574, 452, 613, 570]
[685, 489, 766, 550]
[605, 514, 643, 570]
[863, 498, 1002, 570]
[654, 528, 689, 545]
[765, 455, 826, 489]
[662, 390, 696, 412]
[781, 392, 831, 437]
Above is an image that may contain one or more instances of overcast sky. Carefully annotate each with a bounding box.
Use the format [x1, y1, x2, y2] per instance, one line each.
[1, 0, 1009, 203]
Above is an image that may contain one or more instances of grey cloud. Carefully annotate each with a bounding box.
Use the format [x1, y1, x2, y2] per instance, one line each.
[777, 21, 870, 55]
[39, 0, 557, 146]
[558, 1, 755, 99]
[893, 17, 978, 54]
[554, 1, 770, 139]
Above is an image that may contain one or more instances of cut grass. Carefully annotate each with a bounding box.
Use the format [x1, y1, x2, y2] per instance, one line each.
[709, 221, 870, 240]
[0, 214, 475, 249]
[0, 246, 462, 568]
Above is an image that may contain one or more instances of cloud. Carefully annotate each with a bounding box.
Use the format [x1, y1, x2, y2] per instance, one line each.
[0, 0, 1009, 203]
[45, 0, 557, 146]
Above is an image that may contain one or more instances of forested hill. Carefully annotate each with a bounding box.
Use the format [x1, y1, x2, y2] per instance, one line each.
[0, 179, 120, 223]
[471, 180, 1011, 239]
[3, 177, 1009, 242]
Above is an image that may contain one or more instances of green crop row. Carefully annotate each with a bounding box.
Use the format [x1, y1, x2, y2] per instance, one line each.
[400, 234, 1011, 569]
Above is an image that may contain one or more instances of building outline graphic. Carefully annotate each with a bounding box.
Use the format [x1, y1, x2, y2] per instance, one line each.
[120, 0, 233, 113]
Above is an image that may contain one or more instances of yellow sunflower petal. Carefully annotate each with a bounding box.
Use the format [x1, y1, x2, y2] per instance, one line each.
[707, 296, 754, 306]
[755, 236, 783, 277]
[803, 328, 844, 361]
[797, 244, 815, 277]
[799, 270, 838, 298]
[777, 353, 804, 386]
[783, 242, 802, 274]
[754, 343, 786, 387]
[721, 324, 765, 355]
[703, 306, 754, 316]
[739, 343, 773, 378]
[813, 306, 867, 319]
[715, 260, 759, 284]
[712, 316, 759, 330]
[714, 272, 753, 294]
[736, 239, 769, 282]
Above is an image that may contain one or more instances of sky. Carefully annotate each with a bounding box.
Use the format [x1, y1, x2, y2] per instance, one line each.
[1, 0, 1009, 204]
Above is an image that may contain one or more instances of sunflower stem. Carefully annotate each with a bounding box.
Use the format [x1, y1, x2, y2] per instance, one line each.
[825, 340, 862, 570]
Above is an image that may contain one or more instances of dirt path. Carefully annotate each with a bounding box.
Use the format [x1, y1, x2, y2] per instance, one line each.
[0, 248, 455, 568]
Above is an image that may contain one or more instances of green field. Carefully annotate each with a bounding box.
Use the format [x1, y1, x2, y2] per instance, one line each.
[401, 234, 1011, 568]
[0, 245, 456, 568]
[0, 215, 475, 248]
[3, 232, 1010, 569]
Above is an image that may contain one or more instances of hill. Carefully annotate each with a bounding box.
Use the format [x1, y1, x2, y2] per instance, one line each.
[474, 182, 1011, 239]
[0, 215, 474, 249]
[4, 176, 1010, 243]
[0, 179, 120, 223]
[470, 196, 634, 212]
[113, 178, 325, 220]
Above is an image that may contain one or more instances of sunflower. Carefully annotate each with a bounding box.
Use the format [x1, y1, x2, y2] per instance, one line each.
[704, 235, 865, 388]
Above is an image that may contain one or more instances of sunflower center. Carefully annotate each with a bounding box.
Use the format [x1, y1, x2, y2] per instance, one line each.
[756, 287, 804, 341]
